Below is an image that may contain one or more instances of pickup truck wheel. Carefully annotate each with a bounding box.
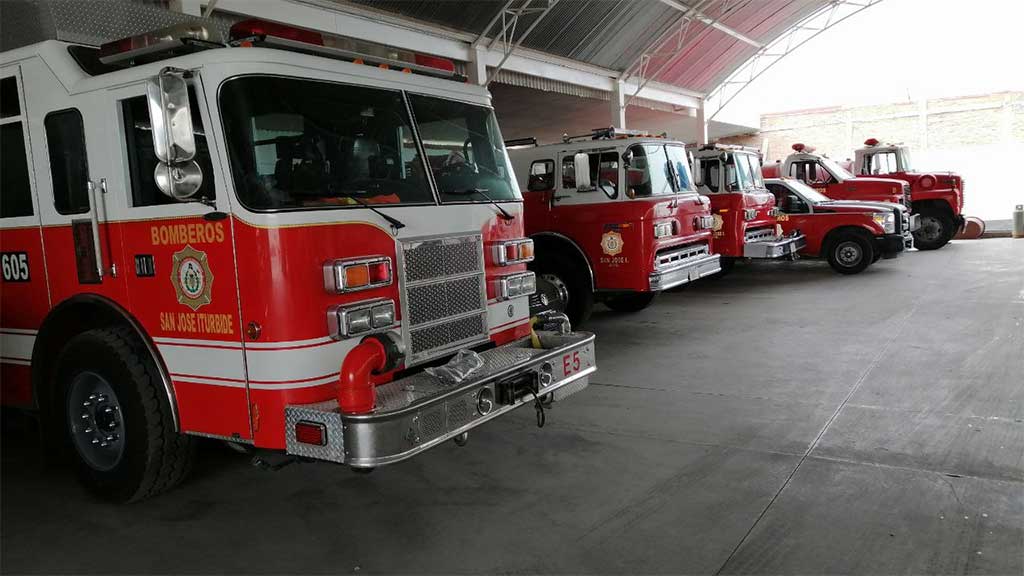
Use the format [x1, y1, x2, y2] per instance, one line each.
[604, 292, 656, 313]
[56, 326, 194, 503]
[827, 233, 874, 275]
[913, 210, 955, 250]
[532, 255, 593, 326]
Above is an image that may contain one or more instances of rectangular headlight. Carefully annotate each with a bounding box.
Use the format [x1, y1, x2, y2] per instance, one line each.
[744, 208, 757, 221]
[653, 221, 675, 238]
[327, 299, 397, 339]
[491, 271, 536, 301]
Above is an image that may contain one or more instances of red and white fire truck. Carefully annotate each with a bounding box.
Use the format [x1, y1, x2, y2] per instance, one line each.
[507, 129, 721, 325]
[0, 19, 596, 501]
[690, 144, 805, 272]
[762, 143, 911, 207]
[765, 177, 914, 274]
[845, 138, 965, 249]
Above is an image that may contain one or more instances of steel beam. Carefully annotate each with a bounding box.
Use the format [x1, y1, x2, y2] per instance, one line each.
[656, 0, 763, 48]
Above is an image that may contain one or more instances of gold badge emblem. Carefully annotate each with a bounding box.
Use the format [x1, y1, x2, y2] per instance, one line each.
[712, 214, 724, 232]
[171, 245, 213, 311]
[600, 230, 624, 256]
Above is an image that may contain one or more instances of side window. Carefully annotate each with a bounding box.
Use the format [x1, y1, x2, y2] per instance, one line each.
[561, 155, 576, 189]
[1, 76, 33, 218]
[528, 159, 554, 191]
[705, 160, 720, 192]
[592, 151, 618, 198]
[45, 109, 90, 215]
[122, 89, 215, 207]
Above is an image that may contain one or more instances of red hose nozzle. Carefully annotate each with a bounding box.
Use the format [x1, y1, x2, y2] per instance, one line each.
[338, 338, 387, 414]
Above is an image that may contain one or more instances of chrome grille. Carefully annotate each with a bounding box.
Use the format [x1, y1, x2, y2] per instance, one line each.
[745, 227, 776, 243]
[656, 242, 711, 270]
[400, 234, 489, 366]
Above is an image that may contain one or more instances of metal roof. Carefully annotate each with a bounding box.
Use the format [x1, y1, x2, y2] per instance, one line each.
[346, 0, 833, 94]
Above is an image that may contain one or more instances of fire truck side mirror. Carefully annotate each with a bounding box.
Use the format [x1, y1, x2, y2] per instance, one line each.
[147, 70, 203, 200]
[573, 153, 592, 190]
[692, 158, 703, 186]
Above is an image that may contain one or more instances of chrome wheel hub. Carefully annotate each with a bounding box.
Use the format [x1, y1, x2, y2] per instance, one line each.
[836, 241, 863, 267]
[539, 273, 570, 312]
[68, 372, 125, 472]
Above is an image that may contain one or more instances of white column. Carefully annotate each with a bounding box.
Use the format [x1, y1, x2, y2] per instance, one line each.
[467, 45, 488, 86]
[169, 0, 202, 16]
[610, 80, 626, 129]
[695, 100, 708, 145]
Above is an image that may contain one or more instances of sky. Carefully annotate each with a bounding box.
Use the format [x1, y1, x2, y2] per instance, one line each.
[714, 0, 1024, 127]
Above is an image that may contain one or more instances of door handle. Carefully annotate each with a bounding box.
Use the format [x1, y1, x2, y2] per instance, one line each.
[98, 178, 117, 278]
[86, 180, 105, 279]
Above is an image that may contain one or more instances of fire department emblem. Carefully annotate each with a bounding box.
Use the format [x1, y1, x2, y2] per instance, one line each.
[712, 214, 724, 232]
[171, 245, 213, 311]
[600, 230, 624, 256]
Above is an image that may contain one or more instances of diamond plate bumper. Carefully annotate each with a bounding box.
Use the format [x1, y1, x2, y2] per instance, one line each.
[284, 330, 596, 468]
[743, 233, 807, 259]
[649, 254, 721, 291]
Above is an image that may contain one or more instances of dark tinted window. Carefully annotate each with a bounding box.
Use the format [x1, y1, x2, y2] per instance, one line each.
[221, 76, 431, 211]
[123, 90, 215, 207]
[1, 76, 20, 118]
[528, 159, 554, 191]
[45, 109, 90, 214]
[1, 123, 34, 218]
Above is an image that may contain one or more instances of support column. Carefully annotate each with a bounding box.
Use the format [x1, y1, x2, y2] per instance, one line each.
[610, 80, 626, 129]
[694, 100, 708, 145]
[169, 0, 202, 16]
[467, 45, 488, 86]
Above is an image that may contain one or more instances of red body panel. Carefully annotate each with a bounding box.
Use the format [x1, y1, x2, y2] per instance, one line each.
[707, 192, 776, 257]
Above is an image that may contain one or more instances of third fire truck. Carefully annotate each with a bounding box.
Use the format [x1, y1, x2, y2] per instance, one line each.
[508, 129, 721, 325]
[762, 143, 911, 207]
[846, 138, 965, 249]
[0, 17, 596, 501]
[691, 144, 805, 272]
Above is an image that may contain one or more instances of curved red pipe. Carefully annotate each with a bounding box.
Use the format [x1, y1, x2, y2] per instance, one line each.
[338, 338, 387, 414]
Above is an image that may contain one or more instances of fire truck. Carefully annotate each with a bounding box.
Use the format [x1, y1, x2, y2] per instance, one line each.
[845, 138, 965, 249]
[762, 143, 911, 208]
[765, 177, 914, 274]
[0, 19, 597, 502]
[507, 129, 721, 325]
[690, 144, 805, 272]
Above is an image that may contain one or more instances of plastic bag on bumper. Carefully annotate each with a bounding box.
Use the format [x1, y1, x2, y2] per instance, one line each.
[425, 349, 485, 385]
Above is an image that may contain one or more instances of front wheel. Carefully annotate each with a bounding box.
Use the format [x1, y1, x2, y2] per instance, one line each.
[913, 210, 955, 250]
[604, 292, 656, 313]
[56, 326, 194, 502]
[531, 254, 593, 327]
[826, 233, 874, 275]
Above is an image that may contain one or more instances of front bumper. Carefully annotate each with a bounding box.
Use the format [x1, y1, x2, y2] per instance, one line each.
[907, 213, 921, 232]
[874, 234, 906, 259]
[284, 330, 596, 468]
[649, 253, 721, 291]
[743, 233, 807, 259]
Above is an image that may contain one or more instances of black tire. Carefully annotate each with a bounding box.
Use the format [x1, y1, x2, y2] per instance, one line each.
[55, 326, 194, 502]
[913, 209, 955, 250]
[604, 292, 656, 313]
[826, 232, 874, 275]
[531, 253, 593, 327]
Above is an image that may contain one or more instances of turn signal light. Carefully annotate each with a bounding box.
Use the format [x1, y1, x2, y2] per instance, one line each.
[295, 421, 327, 446]
[325, 257, 392, 293]
[493, 239, 535, 266]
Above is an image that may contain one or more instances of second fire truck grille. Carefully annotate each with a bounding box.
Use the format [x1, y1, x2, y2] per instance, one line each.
[744, 227, 776, 243]
[401, 234, 489, 366]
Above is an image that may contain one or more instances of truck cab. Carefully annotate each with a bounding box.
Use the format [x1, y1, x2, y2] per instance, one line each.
[850, 138, 964, 249]
[691, 144, 805, 271]
[508, 129, 721, 325]
[765, 177, 913, 274]
[762, 143, 911, 208]
[0, 18, 596, 501]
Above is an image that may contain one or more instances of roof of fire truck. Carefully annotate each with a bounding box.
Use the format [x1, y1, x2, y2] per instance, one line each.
[509, 128, 682, 156]
[0, 24, 493, 107]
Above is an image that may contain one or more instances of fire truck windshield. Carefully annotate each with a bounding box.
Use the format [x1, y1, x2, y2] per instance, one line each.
[820, 156, 855, 181]
[785, 178, 832, 203]
[627, 144, 696, 197]
[897, 146, 913, 171]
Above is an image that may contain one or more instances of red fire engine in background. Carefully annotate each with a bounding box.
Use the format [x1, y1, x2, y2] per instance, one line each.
[507, 128, 721, 325]
[690, 144, 805, 273]
[762, 143, 911, 207]
[0, 19, 596, 501]
[843, 138, 965, 249]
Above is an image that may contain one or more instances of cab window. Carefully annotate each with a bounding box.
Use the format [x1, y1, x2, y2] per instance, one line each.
[560, 151, 618, 198]
[45, 109, 90, 215]
[868, 152, 897, 175]
[767, 183, 810, 213]
[625, 144, 673, 197]
[528, 159, 554, 191]
[702, 159, 720, 192]
[123, 89, 215, 207]
[561, 156, 576, 189]
[1, 76, 33, 218]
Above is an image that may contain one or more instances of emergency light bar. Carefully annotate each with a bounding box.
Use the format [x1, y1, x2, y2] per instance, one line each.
[229, 19, 461, 80]
[864, 138, 880, 146]
[98, 23, 223, 65]
[562, 127, 667, 143]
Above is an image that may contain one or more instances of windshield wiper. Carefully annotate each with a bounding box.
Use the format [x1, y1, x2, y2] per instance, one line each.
[447, 188, 514, 221]
[334, 190, 406, 230]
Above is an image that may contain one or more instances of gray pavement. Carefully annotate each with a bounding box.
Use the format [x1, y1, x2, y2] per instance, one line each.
[2, 238, 1022, 575]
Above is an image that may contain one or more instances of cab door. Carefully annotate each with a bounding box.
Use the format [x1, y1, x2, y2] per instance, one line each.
[0, 67, 48, 406]
[103, 80, 251, 441]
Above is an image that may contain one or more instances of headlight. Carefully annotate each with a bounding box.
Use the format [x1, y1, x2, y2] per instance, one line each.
[744, 208, 757, 221]
[692, 215, 715, 230]
[491, 271, 536, 301]
[653, 221, 675, 238]
[872, 213, 896, 233]
[327, 299, 397, 339]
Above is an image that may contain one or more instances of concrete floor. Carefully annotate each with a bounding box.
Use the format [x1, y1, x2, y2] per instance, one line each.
[3, 239, 1022, 574]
